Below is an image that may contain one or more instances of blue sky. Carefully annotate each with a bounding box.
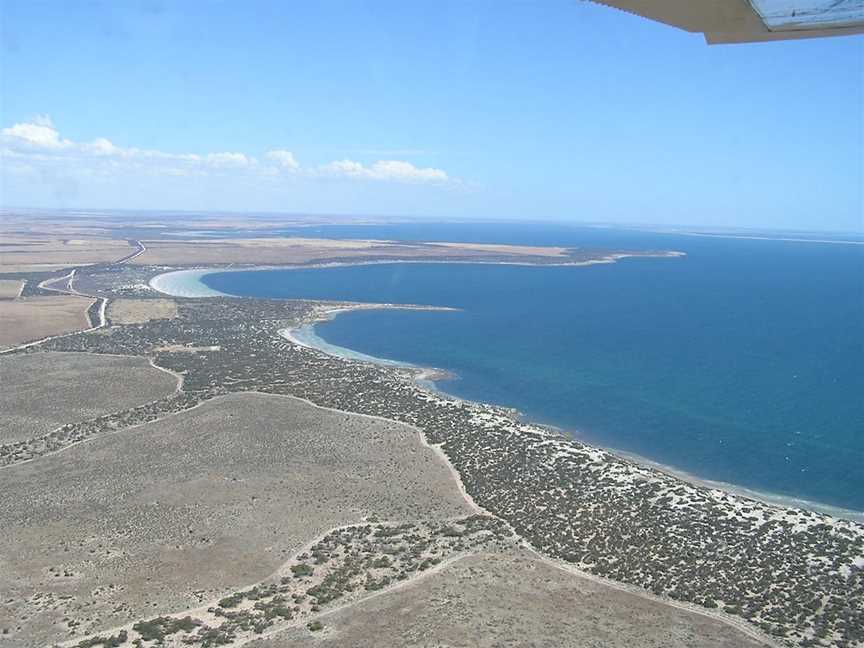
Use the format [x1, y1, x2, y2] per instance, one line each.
[1, 1, 862, 231]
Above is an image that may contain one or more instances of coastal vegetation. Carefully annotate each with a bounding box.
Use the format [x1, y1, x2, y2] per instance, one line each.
[59, 517, 516, 647]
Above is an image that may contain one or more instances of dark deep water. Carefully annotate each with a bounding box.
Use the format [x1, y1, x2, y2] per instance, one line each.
[202, 224, 864, 514]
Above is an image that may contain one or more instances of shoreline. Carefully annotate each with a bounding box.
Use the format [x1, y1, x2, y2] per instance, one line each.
[288, 313, 864, 524]
[148, 268, 234, 297]
[149, 265, 864, 524]
[278, 306, 458, 392]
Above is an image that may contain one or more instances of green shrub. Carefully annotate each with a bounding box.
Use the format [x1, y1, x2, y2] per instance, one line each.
[218, 592, 244, 609]
[291, 563, 314, 578]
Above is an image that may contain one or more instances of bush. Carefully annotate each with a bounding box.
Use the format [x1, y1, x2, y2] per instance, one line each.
[218, 592, 244, 609]
[291, 563, 314, 578]
[75, 631, 128, 648]
[307, 620, 324, 632]
[131, 616, 201, 640]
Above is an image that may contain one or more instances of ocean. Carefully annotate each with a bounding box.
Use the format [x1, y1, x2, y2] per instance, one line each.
[190, 223, 864, 516]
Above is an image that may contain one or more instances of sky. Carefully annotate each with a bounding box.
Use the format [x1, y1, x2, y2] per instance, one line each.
[1, 0, 862, 232]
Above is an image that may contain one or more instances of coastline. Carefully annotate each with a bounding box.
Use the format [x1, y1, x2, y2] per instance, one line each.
[278, 309, 457, 392]
[608, 442, 864, 523]
[289, 312, 864, 524]
[149, 265, 864, 524]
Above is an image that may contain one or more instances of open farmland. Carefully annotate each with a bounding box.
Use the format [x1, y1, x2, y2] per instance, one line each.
[251, 551, 770, 648]
[0, 236, 132, 273]
[0, 351, 178, 443]
[0, 392, 473, 647]
[0, 279, 24, 299]
[0, 295, 94, 349]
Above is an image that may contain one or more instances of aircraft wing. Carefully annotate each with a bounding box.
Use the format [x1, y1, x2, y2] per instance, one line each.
[591, 0, 864, 43]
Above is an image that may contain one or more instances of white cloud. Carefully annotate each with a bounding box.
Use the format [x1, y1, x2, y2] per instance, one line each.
[205, 152, 254, 168]
[83, 137, 120, 156]
[2, 120, 70, 150]
[265, 149, 299, 170]
[321, 159, 366, 176]
[320, 159, 448, 183]
[372, 160, 448, 182]
[1, 116, 454, 186]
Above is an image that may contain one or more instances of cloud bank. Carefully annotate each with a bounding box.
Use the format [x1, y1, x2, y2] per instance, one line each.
[1, 116, 451, 185]
[318, 159, 448, 183]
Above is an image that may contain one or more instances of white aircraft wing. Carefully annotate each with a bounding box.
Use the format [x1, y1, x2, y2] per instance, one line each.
[591, 0, 864, 43]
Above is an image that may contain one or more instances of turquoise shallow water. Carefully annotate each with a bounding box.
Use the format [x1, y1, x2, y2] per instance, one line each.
[201, 224, 864, 514]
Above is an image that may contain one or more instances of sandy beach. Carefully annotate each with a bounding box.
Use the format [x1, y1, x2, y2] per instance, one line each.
[148, 268, 232, 297]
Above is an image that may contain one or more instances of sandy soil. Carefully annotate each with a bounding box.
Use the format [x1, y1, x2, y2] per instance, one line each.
[0, 351, 178, 443]
[0, 392, 473, 647]
[0, 279, 24, 299]
[0, 295, 94, 349]
[0, 236, 132, 272]
[253, 551, 770, 648]
[108, 298, 179, 324]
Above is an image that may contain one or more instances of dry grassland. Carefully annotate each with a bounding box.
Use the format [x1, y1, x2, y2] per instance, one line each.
[255, 551, 769, 648]
[0, 351, 178, 443]
[108, 298, 179, 324]
[0, 392, 472, 647]
[0, 295, 94, 349]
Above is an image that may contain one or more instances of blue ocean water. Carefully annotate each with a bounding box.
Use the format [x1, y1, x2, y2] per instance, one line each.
[201, 224, 864, 514]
